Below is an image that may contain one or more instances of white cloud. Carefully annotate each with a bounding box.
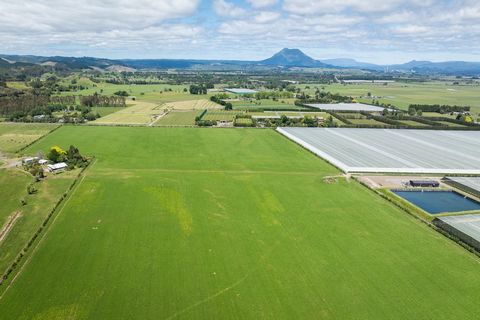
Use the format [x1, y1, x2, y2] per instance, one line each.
[283, 0, 430, 14]
[0, 0, 200, 33]
[247, 0, 278, 8]
[254, 11, 281, 23]
[213, 0, 246, 17]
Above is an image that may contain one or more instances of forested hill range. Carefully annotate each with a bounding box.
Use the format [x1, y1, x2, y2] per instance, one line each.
[1, 48, 480, 76]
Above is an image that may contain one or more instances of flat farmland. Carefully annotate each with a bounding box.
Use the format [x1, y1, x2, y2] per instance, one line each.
[163, 99, 222, 110]
[0, 127, 480, 319]
[60, 83, 213, 105]
[154, 111, 201, 126]
[0, 123, 59, 154]
[92, 100, 163, 125]
[203, 110, 244, 121]
[231, 99, 301, 110]
[299, 82, 480, 114]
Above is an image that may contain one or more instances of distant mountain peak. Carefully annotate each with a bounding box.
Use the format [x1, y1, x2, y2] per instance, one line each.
[260, 48, 330, 68]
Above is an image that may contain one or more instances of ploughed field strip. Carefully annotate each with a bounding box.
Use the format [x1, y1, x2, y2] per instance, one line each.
[1, 127, 480, 319]
[278, 128, 480, 174]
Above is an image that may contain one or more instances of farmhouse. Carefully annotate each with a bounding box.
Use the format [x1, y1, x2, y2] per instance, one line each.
[47, 162, 67, 173]
[22, 157, 39, 165]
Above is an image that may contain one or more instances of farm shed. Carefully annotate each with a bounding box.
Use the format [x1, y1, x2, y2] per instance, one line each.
[47, 162, 67, 173]
[22, 157, 39, 165]
[409, 180, 440, 187]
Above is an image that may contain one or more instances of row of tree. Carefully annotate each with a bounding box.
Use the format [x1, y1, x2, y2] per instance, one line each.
[80, 93, 126, 107]
[408, 104, 470, 113]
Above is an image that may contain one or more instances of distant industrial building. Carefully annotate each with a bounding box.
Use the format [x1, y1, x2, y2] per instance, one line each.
[341, 80, 395, 84]
[306, 103, 385, 112]
[224, 88, 258, 94]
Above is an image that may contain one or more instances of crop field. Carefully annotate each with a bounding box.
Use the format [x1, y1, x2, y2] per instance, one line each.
[0, 123, 59, 154]
[92, 100, 163, 125]
[299, 82, 480, 114]
[0, 127, 480, 319]
[279, 128, 480, 174]
[202, 110, 244, 121]
[348, 118, 389, 126]
[163, 99, 222, 110]
[154, 111, 201, 126]
[235, 118, 253, 125]
[436, 121, 467, 127]
[231, 99, 301, 110]
[91, 107, 126, 117]
[398, 120, 430, 127]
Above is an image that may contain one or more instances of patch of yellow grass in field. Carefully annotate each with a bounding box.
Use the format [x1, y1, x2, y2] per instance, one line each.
[163, 99, 222, 110]
[93, 100, 164, 125]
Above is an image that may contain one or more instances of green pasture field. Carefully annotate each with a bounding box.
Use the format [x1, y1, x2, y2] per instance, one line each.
[0, 168, 78, 277]
[235, 118, 253, 125]
[5, 82, 29, 90]
[348, 118, 390, 126]
[154, 111, 201, 126]
[91, 107, 126, 117]
[0, 127, 479, 319]
[422, 112, 458, 119]
[435, 121, 467, 127]
[59, 82, 212, 105]
[398, 120, 430, 127]
[0, 123, 59, 154]
[231, 98, 301, 111]
[203, 110, 244, 121]
[299, 82, 480, 114]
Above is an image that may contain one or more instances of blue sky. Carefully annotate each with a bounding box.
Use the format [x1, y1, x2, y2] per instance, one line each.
[1, 0, 480, 64]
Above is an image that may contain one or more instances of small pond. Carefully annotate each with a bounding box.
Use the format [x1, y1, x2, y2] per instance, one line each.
[392, 190, 480, 214]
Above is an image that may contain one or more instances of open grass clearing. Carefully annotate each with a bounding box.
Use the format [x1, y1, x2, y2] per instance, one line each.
[92, 100, 162, 125]
[231, 99, 300, 110]
[154, 111, 201, 126]
[0, 168, 78, 278]
[163, 99, 222, 110]
[299, 82, 480, 114]
[0, 127, 479, 319]
[398, 120, 430, 127]
[203, 110, 244, 121]
[348, 118, 390, 126]
[0, 123, 59, 154]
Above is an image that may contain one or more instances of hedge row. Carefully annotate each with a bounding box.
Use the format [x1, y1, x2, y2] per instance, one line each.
[0, 159, 94, 286]
[409, 104, 470, 113]
[15, 124, 62, 154]
[196, 109, 208, 121]
[326, 111, 352, 125]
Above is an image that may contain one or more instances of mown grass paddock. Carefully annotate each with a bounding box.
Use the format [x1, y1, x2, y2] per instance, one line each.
[0, 127, 480, 319]
[0, 123, 59, 154]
